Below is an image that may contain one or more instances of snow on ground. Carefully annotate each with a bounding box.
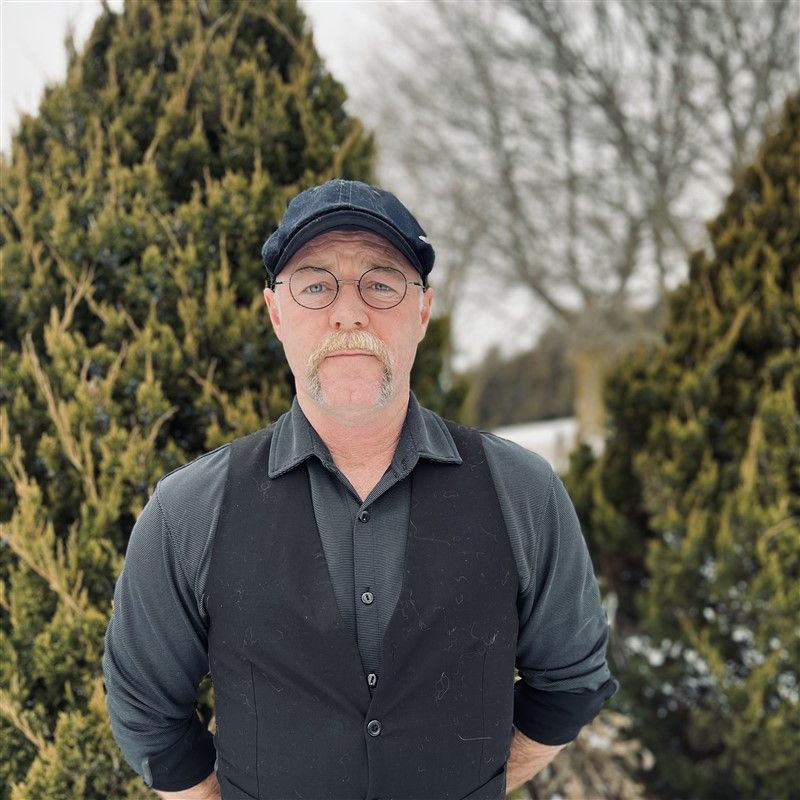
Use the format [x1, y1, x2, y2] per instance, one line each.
[491, 417, 603, 474]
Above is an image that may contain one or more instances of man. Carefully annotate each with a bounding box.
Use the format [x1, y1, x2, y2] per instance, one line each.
[103, 179, 617, 800]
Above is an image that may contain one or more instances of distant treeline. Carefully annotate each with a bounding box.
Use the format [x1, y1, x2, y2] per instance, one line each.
[460, 324, 575, 429]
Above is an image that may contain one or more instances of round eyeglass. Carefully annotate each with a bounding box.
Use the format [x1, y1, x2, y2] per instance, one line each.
[274, 266, 426, 310]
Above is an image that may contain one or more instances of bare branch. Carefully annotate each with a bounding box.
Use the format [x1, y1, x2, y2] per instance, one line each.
[349, 0, 798, 358]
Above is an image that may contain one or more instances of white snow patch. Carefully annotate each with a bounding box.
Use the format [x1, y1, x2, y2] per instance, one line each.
[491, 417, 598, 473]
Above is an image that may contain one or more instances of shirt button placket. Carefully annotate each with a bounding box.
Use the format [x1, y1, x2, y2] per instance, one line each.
[354, 502, 379, 724]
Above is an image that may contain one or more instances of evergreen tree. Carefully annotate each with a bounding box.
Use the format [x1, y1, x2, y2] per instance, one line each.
[0, 1, 459, 796]
[411, 315, 470, 422]
[565, 96, 799, 798]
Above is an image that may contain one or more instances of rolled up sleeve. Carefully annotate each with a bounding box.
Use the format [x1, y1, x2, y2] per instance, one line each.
[513, 473, 618, 744]
[102, 485, 216, 790]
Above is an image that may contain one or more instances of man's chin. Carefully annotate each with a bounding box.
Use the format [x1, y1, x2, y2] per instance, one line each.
[308, 380, 394, 413]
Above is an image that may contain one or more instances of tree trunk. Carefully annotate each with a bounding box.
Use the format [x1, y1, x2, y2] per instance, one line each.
[568, 346, 619, 452]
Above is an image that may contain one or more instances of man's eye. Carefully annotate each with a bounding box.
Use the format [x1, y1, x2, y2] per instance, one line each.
[299, 281, 335, 294]
[365, 280, 403, 295]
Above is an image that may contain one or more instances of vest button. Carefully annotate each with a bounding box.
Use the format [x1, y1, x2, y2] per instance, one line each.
[367, 672, 377, 687]
[361, 591, 374, 605]
[358, 509, 370, 523]
[367, 719, 382, 736]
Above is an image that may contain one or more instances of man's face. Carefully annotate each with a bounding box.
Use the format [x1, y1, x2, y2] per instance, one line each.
[264, 230, 434, 415]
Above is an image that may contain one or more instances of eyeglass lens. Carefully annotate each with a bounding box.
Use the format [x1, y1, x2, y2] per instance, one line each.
[288, 267, 409, 309]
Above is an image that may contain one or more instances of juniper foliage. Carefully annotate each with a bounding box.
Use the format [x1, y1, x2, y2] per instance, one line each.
[0, 1, 459, 796]
[565, 96, 800, 798]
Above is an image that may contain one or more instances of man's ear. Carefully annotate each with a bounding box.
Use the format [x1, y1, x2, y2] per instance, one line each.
[263, 286, 283, 342]
[418, 286, 434, 342]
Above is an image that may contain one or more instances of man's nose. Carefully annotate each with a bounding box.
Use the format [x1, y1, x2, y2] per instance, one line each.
[328, 280, 369, 328]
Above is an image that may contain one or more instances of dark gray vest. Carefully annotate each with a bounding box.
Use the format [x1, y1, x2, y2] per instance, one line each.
[207, 420, 519, 800]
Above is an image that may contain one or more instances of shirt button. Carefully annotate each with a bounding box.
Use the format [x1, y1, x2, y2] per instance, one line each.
[361, 591, 374, 605]
[367, 672, 378, 687]
[367, 719, 382, 736]
[358, 509, 370, 523]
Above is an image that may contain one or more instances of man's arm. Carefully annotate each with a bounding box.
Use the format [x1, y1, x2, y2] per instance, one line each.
[154, 772, 220, 800]
[505, 726, 566, 793]
[103, 462, 223, 792]
[482, 435, 618, 747]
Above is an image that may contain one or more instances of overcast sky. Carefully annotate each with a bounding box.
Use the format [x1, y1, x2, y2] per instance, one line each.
[0, 0, 372, 152]
[1, 0, 540, 370]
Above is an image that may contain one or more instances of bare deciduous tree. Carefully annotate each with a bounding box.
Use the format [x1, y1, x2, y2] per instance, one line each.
[343, 0, 799, 435]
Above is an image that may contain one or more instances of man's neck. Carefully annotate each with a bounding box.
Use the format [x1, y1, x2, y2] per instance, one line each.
[296, 390, 410, 474]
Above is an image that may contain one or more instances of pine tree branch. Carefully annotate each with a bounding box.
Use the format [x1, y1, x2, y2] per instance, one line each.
[43, 236, 112, 327]
[1, 528, 87, 617]
[145, 406, 180, 449]
[700, 292, 759, 379]
[99, 340, 129, 407]
[149, 205, 184, 256]
[329, 120, 365, 180]
[701, 272, 722, 324]
[58, 265, 95, 334]
[22, 335, 84, 474]
[0, 690, 55, 761]
[20, 335, 109, 506]
[2, 153, 50, 289]
[0, 415, 89, 616]
[144, 11, 231, 164]
[739, 412, 763, 493]
[290, 43, 316, 151]
[250, 4, 300, 51]
[188, 361, 225, 407]
[178, 13, 232, 109]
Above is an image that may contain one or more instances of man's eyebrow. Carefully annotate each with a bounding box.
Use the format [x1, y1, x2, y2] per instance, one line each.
[286, 260, 334, 273]
[365, 262, 401, 271]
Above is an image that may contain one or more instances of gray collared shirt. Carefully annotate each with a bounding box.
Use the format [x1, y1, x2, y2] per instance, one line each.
[103, 393, 615, 782]
[267, 393, 463, 673]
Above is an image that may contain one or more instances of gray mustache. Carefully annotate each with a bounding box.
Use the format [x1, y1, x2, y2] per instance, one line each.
[307, 331, 393, 373]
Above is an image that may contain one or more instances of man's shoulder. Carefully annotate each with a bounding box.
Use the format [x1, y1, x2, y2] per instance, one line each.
[156, 424, 272, 508]
[156, 440, 233, 515]
[426, 406, 550, 466]
[478, 429, 555, 485]
[416, 405, 555, 491]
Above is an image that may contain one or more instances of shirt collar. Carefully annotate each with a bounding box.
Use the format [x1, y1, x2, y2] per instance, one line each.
[268, 392, 462, 479]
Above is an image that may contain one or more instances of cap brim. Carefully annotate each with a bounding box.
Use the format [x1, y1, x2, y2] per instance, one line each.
[273, 210, 424, 278]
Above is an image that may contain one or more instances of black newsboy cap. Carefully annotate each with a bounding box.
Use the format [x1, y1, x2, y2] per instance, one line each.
[261, 179, 435, 286]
